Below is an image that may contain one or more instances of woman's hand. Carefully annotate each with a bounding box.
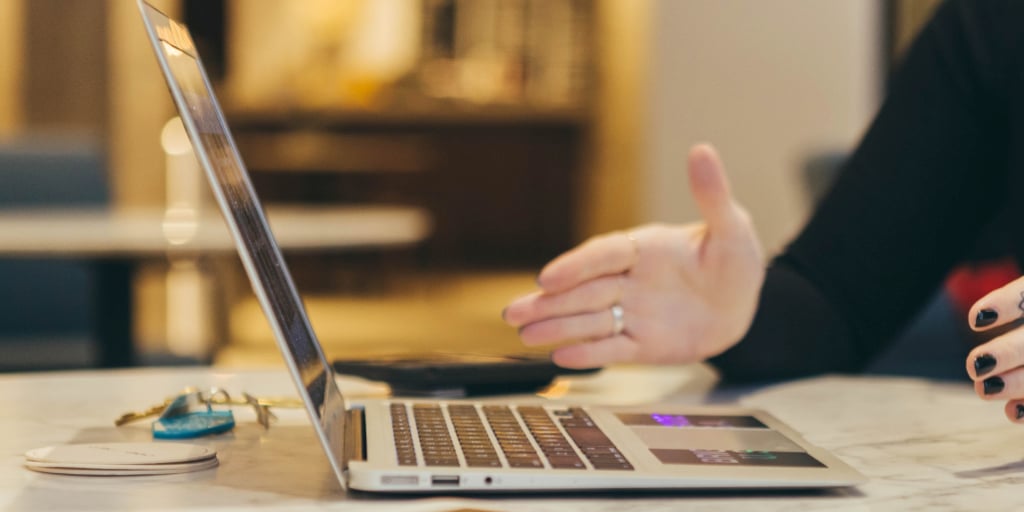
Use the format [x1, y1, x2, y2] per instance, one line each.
[502, 144, 765, 368]
[967, 276, 1024, 422]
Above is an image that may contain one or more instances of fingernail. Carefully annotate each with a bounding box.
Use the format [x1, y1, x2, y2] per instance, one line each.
[974, 354, 997, 377]
[1016, 404, 1024, 420]
[501, 307, 508, 322]
[975, 309, 998, 328]
[983, 376, 1005, 395]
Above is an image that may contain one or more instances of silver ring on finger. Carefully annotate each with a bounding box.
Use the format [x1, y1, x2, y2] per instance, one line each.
[610, 304, 626, 336]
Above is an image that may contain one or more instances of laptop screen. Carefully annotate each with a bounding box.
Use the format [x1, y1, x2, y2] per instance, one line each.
[138, 1, 350, 484]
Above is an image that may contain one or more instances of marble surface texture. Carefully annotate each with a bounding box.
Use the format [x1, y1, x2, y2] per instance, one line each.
[0, 365, 1019, 511]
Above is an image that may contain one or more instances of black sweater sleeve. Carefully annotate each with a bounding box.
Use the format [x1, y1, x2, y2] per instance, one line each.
[710, 0, 1017, 382]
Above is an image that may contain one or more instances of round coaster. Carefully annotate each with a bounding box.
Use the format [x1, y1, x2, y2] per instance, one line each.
[25, 456, 219, 476]
[25, 442, 216, 466]
[24, 456, 219, 472]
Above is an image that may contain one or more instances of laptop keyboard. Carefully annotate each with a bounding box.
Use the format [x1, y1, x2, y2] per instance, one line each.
[389, 403, 633, 471]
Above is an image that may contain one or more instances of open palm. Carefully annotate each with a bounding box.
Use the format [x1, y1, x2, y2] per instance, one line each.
[503, 144, 765, 368]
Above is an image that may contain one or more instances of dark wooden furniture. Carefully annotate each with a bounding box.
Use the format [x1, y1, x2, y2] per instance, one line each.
[230, 107, 588, 269]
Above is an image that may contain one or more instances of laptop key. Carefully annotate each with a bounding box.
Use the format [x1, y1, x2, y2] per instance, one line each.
[548, 457, 586, 469]
[465, 458, 502, 468]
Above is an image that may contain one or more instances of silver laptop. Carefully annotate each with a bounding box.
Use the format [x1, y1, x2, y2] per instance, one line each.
[137, 1, 864, 492]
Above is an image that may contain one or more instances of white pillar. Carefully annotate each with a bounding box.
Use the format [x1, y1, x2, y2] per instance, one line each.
[161, 117, 216, 360]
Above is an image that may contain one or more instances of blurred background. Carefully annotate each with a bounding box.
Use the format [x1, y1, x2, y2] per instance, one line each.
[0, 0, 939, 371]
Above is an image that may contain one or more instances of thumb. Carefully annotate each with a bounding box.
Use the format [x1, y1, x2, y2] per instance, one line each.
[688, 143, 741, 235]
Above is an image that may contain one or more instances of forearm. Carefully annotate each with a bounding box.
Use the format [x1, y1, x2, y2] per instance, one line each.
[708, 259, 861, 383]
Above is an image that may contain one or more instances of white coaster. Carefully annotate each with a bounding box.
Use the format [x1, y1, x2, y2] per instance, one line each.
[25, 443, 216, 467]
[25, 456, 219, 476]
[24, 457, 219, 472]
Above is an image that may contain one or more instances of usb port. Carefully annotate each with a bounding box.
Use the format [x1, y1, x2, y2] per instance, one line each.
[431, 475, 460, 486]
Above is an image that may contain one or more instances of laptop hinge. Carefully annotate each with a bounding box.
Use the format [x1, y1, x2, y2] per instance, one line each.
[344, 408, 366, 463]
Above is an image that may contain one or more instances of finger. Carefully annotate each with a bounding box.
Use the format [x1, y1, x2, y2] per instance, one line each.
[968, 275, 1024, 331]
[519, 307, 625, 346]
[1004, 399, 1024, 423]
[503, 290, 543, 326]
[973, 365, 1024, 400]
[550, 336, 639, 369]
[537, 232, 637, 294]
[967, 328, 1024, 380]
[503, 275, 624, 327]
[688, 143, 743, 238]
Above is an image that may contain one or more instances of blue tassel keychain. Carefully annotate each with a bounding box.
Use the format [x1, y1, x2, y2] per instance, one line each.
[152, 389, 235, 439]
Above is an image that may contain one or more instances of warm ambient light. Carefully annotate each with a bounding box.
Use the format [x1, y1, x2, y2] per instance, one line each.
[160, 115, 213, 359]
[160, 116, 192, 156]
[161, 116, 199, 245]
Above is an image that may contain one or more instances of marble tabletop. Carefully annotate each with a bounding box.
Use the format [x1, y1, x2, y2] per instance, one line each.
[0, 365, 1020, 511]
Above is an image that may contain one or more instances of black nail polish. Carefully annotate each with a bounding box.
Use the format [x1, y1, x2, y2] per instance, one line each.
[1016, 404, 1024, 420]
[974, 354, 997, 377]
[983, 376, 1005, 395]
[975, 309, 998, 328]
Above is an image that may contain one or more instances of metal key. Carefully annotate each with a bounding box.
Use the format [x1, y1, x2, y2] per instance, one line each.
[115, 400, 173, 426]
[243, 392, 273, 429]
[116, 390, 302, 427]
[209, 394, 304, 409]
[114, 385, 203, 426]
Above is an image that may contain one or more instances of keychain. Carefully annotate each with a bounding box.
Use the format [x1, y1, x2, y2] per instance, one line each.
[116, 388, 301, 430]
[152, 389, 235, 439]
